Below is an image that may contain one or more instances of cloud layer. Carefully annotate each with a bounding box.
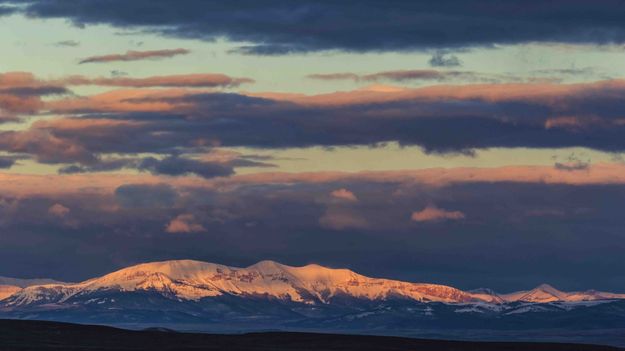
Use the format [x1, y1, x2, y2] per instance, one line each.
[8, 1, 625, 54]
[7, 79, 625, 164]
[0, 168, 624, 291]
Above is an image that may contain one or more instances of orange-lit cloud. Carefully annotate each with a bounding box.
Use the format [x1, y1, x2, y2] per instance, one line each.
[330, 188, 358, 202]
[79, 48, 190, 64]
[226, 163, 625, 187]
[165, 214, 206, 233]
[411, 205, 465, 222]
[256, 79, 625, 107]
[45, 88, 193, 113]
[48, 203, 70, 217]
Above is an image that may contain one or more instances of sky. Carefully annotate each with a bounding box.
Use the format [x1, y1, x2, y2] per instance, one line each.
[1, 0, 625, 292]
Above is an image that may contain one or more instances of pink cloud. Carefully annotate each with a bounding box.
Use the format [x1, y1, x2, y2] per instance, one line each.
[165, 214, 206, 233]
[330, 188, 358, 202]
[48, 203, 70, 217]
[45, 88, 193, 113]
[79, 49, 190, 64]
[253, 79, 625, 108]
[411, 205, 465, 222]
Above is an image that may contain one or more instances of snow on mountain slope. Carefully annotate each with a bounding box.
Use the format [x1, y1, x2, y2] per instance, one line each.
[467, 288, 505, 304]
[501, 283, 625, 303]
[0, 276, 69, 302]
[0, 276, 67, 288]
[0, 285, 21, 300]
[501, 284, 568, 303]
[3, 260, 625, 307]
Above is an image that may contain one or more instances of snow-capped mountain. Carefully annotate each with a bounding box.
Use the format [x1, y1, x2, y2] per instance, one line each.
[2, 260, 483, 307]
[500, 283, 625, 303]
[2, 260, 624, 307]
[0, 276, 68, 300]
[2, 259, 625, 336]
[0, 276, 66, 288]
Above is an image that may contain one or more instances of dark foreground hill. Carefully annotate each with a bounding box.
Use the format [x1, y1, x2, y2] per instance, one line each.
[0, 319, 621, 351]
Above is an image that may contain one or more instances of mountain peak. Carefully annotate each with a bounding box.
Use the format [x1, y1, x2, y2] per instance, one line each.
[532, 283, 566, 297]
[499, 283, 569, 303]
[535, 283, 558, 291]
[246, 260, 286, 272]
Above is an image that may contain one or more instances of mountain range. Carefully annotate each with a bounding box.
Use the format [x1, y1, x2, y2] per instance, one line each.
[2, 260, 625, 345]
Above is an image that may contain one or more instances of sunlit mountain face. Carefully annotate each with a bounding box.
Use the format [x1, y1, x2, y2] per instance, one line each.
[1, 0, 625, 347]
[2, 259, 625, 343]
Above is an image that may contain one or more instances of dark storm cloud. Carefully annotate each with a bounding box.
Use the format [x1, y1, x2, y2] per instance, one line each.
[10, 0, 625, 54]
[1, 177, 625, 292]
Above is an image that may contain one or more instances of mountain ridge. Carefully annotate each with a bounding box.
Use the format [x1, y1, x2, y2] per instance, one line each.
[3, 259, 625, 344]
[2, 259, 623, 306]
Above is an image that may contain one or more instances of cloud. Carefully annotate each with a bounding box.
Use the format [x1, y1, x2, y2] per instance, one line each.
[429, 52, 462, 67]
[330, 188, 358, 202]
[0, 70, 252, 123]
[8, 76, 625, 167]
[64, 73, 254, 88]
[15, 1, 625, 53]
[411, 205, 465, 222]
[137, 156, 234, 179]
[45, 88, 192, 113]
[58, 150, 274, 178]
[0, 86, 68, 96]
[554, 161, 590, 171]
[307, 70, 518, 83]
[34, 79, 625, 155]
[553, 153, 591, 171]
[307, 73, 361, 81]
[0, 72, 70, 121]
[48, 203, 70, 217]
[165, 214, 206, 233]
[58, 155, 236, 179]
[78, 48, 190, 64]
[0, 162, 624, 201]
[3, 174, 625, 290]
[0, 130, 95, 164]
